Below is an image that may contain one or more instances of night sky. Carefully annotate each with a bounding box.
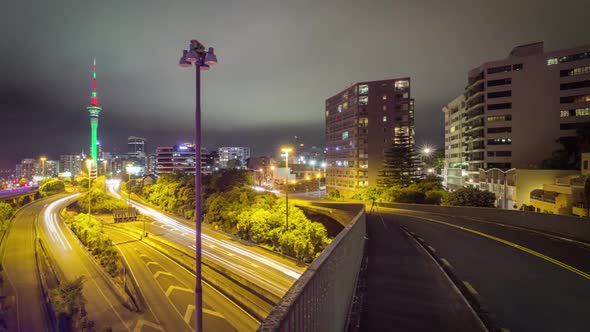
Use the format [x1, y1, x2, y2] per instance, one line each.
[1, 0, 588, 168]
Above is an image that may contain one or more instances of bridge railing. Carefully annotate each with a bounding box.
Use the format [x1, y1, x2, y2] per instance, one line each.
[258, 203, 366, 332]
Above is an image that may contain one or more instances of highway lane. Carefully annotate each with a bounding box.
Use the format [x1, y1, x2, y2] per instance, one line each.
[106, 226, 260, 332]
[376, 207, 590, 332]
[1, 197, 53, 332]
[39, 194, 158, 331]
[108, 184, 302, 298]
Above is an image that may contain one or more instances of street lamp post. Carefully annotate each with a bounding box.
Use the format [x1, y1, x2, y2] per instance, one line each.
[103, 160, 108, 190]
[178, 39, 217, 332]
[281, 148, 292, 231]
[40, 157, 47, 178]
[321, 162, 327, 197]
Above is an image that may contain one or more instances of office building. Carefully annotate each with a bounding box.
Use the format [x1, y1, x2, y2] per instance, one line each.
[325, 78, 415, 196]
[127, 136, 148, 175]
[60, 154, 84, 177]
[16, 159, 36, 180]
[218, 147, 251, 168]
[448, 42, 590, 183]
[157, 143, 209, 174]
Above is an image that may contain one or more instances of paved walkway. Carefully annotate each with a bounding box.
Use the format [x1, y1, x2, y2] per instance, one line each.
[360, 212, 486, 332]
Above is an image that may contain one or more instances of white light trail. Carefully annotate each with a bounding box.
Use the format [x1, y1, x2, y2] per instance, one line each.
[43, 195, 79, 251]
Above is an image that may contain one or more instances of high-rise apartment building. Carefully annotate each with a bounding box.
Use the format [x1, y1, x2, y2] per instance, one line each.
[442, 95, 468, 189]
[325, 78, 415, 196]
[16, 159, 36, 180]
[127, 136, 148, 175]
[444, 42, 590, 183]
[218, 147, 251, 168]
[60, 154, 84, 176]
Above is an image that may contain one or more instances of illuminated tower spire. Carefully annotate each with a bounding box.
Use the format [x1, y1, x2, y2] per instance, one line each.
[87, 57, 102, 168]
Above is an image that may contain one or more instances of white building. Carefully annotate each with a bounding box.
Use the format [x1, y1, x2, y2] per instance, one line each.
[218, 147, 251, 168]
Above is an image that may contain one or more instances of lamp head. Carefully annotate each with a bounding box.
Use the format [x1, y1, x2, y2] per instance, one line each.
[185, 49, 200, 64]
[179, 50, 192, 67]
[281, 147, 293, 154]
[204, 47, 217, 66]
[190, 39, 205, 52]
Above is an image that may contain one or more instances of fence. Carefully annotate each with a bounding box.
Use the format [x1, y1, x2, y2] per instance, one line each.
[258, 204, 366, 332]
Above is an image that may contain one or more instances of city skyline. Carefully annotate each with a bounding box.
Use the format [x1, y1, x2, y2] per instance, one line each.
[1, 0, 589, 169]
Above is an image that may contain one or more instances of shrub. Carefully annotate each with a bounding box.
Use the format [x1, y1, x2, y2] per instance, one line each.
[424, 189, 447, 205]
[395, 188, 425, 204]
[39, 179, 66, 197]
[442, 187, 496, 207]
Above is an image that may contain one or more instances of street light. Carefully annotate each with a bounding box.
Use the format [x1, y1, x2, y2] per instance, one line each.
[178, 38, 217, 332]
[40, 156, 47, 178]
[126, 163, 133, 205]
[281, 147, 292, 231]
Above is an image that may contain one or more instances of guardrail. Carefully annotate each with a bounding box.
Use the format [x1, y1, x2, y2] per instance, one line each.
[378, 202, 590, 243]
[258, 203, 366, 332]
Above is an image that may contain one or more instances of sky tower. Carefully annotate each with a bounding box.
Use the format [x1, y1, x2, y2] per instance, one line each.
[87, 58, 102, 167]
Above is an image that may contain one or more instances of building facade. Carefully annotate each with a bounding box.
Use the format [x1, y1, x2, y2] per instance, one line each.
[60, 154, 84, 177]
[156, 143, 210, 174]
[16, 159, 36, 180]
[442, 95, 468, 189]
[452, 42, 590, 182]
[218, 147, 251, 168]
[325, 78, 415, 196]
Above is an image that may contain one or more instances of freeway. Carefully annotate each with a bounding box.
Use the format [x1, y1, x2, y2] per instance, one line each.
[375, 207, 590, 332]
[1, 197, 53, 332]
[108, 183, 302, 299]
[39, 194, 154, 331]
[105, 226, 260, 331]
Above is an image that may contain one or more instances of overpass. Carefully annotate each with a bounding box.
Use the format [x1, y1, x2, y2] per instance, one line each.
[259, 201, 590, 332]
[0, 186, 38, 204]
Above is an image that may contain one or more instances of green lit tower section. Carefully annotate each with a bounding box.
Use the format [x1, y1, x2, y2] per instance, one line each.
[87, 58, 102, 167]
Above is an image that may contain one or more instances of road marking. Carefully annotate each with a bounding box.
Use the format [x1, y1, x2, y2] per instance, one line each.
[146, 261, 160, 267]
[139, 254, 148, 258]
[250, 263, 259, 268]
[463, 281, 479, 295]
[184, 304, 195, 324]
[227, 253, 234, 257]
[204, 308, 225, 319]
[441, 258, 452, 268]
[403, 214, 590, 281]
[133, 319, 164, 332]
[153, 270, 173, 279]
[428, 245, 436, 253]
[165, 285, 193, 297]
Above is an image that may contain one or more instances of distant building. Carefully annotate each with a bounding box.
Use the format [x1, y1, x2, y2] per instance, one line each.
[43, 160, 59, 178]
[128, 136, 148, 175]
[60, 154, 84, 177]
[202, 150, 219, 173]
[16, 159, 36, 180]
[157, 143, 210, 174]
[218, 147, 251, 168]
[325, 78, 415, 196]
[449, 42, 590, 183]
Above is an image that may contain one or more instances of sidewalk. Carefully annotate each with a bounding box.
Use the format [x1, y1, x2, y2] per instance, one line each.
[360, 213, 486, 332]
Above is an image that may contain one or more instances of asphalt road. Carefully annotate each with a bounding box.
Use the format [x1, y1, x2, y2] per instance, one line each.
[1, 197, 52, 332]
[377, 207, 590, 332]
[109, 185, 302, 299]
[39, 194, 154, 331]
[105, 226, 260, 332]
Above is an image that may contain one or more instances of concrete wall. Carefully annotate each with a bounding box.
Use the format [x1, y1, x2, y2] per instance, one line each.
[378, 202, 590, 243]
[258, 204, 366, 332]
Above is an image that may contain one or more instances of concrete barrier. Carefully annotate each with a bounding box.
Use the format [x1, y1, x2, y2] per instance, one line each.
[378, 202, 590, 243]
[258, 204, 366, 332]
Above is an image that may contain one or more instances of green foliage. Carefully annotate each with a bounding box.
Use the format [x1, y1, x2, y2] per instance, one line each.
[425, 189, 447, 205]
[351, 187, 383, 201]
[204, 188, 330, 262]
[49, 276, 98, 332]
[395, 188, 425, 204]
[79, 188, 128, 214]
[0, 203, 15, 231]
[39, 179, 66, 197]
[65, 213, 122, 277]
[226, 159, 242, 169]
[442, 187, 496, 207]
[326, 190, 344, 201]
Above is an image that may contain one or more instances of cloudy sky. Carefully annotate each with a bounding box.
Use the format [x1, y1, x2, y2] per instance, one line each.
[0, 0, 588, 167]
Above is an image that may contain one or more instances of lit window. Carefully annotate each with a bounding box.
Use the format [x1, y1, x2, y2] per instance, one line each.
[547, 58, 558, 66]
[342, 131, 349, 139]
[326, 110, 329, 116]
[576, 108, 590, 116]
[382, 116, 387, 122]
[382, 105, 387, 111]
[450, 126, 456, 133]
[560, 110, 570, 118]
[343, 102, 349, 109]
[359, 118, 369, 127]
[382, 94, 388, 100]
[343, 161, 349, 166]
[338, 105, 342, 113]
[403, 92, 409, 98]
[359, 84, 369, 94]
[395, 80, 409, 89]
[359, 96, 369, 105]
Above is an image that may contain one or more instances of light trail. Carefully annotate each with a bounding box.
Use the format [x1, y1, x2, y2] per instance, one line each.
[42, 194, 79, 251]
[108, 182, 302, 280]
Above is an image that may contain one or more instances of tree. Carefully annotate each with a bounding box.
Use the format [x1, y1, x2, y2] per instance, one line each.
[0, 203, 15, 230]
[442, 187, 496, 207]
[39, 179, 66, 197]
[543, 121, 590, 169]
[49, 276, 87, 331]
[378, 132, 418, 188]
[226, 158, 242, 169]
